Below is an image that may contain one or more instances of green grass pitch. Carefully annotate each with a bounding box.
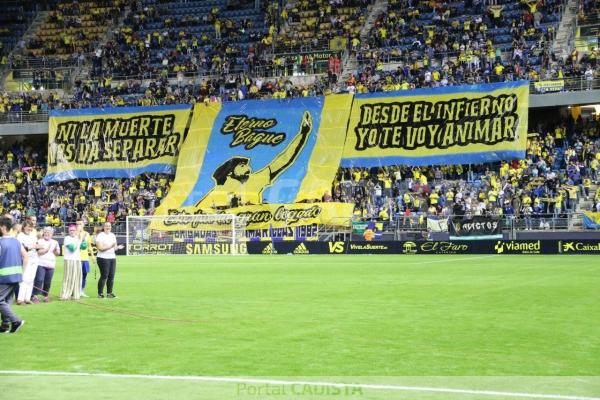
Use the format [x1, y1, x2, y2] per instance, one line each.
[1, 254, 599, 399]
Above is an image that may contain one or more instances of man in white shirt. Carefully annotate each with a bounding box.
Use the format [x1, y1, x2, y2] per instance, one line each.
[95, 222, 123, 298]
[585, 66, 594, 90]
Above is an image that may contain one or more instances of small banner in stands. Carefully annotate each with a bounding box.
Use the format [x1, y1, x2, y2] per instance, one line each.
[448, 216, 502, 237]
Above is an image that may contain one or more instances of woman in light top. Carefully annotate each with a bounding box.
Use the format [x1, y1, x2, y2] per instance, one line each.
[95, 222, 123, 298]
[34, 227, 60, 302]
[60, 224, 86, 300]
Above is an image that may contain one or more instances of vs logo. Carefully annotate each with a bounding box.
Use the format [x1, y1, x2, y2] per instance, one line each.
[328, 242, 345, 253]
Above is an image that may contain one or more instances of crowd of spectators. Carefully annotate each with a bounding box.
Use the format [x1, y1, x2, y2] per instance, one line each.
[0, 115, 598, 234]
[1, 0, 599, 119]
[1, 1, 600, 234]
[275, 0, 373, 53]
[0, 142, 172, 233]
[24, 0, 124, 59]
[0, 1, 39, 59]
[2, 57, 597, 118]
[348, 0, 600, 92]
[329, 115, 600, 229]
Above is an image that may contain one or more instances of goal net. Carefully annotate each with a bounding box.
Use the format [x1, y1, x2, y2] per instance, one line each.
[126, 214, 247, 256]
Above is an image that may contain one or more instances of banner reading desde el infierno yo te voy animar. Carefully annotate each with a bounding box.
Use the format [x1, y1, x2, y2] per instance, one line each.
[341, 81, 529, 167]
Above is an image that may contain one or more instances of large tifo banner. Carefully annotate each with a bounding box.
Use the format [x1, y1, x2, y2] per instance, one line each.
[155, 95, 355, 228]
[341, 81, 529, 167]
[44, 105, 192, 182]
[43, 83, 529, 227]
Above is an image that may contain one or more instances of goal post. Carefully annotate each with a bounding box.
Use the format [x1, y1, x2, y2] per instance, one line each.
[126, 214, 247, 256]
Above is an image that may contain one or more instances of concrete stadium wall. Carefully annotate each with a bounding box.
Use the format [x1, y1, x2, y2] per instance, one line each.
[0, 122, 48, 135]
[529, 89, 600, 108]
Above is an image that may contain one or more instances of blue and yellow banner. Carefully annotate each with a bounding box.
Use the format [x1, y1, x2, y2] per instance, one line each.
[341, 81, 529, 167]
[156, 95, 353, 221]
[159, 202, 354, 231]
[583, 212, 600, 229]
[44, 104, 191, 182]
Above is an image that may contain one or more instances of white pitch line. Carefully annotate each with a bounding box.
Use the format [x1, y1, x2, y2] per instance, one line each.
[123, 255, 501, 266]
[0, 371, 597, 400]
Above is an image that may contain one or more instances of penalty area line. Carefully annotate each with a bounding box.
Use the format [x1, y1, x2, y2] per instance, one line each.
[0, 371, 598, 400]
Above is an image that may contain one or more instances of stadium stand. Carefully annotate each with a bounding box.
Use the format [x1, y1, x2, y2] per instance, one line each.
[276, 0, 373, 53]
[348, 0, 572, 90]
[1, 0, 598, 113]
[0, 1, 38, 60]
[0, 141, 172, 231]
[330, 114, 599, 230]
[0, 0, 598, 234]
[23, 0, 124, 59]
[0, 113, 597, 234]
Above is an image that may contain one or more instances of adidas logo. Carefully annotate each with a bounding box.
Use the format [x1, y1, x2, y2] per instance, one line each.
[262, 243, 277, 254]
[293, 243, 310, 254]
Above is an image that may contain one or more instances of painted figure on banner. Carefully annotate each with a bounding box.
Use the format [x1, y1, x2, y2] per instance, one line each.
[196, 111, 313, 208]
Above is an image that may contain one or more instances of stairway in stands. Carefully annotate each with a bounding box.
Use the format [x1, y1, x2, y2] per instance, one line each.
[570, 183, 598, 230]
[552, 0, 579, 60]
[0, 9, 48, 91]
[340, 0, 386, 80]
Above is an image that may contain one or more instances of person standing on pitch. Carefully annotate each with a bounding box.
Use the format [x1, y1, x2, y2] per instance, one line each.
[34, 227, 60, 303]
[27, 215, 39, 238]
[76, 220, 93, 298]
[0, 216, 28, 333]
[16, 221, 41, 305]
[60, 225, 84, 301]
[95, 222, 123, 298]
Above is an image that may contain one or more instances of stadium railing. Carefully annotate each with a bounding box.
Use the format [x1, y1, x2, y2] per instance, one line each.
[355, 212, 592, 238]
[0, 110, 49, 124]
[1, 75, 597, 125]
[9, 55, 86, 70]
[38, 221, 127, 237]
[105, 59, 335, 83]
[33, 212, 594, 241]
[577, 13, 600, 28]
[501, 213, 588, 232]
[529, 76, 600, 93]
